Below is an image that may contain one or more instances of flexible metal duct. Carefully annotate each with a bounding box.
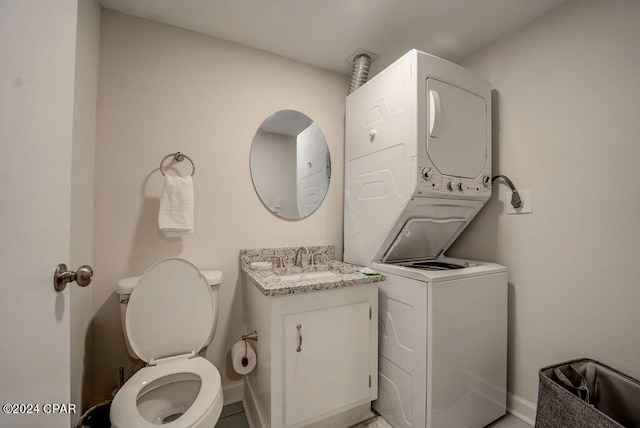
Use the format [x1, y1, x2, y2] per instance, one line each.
[348, 53, 371, 94]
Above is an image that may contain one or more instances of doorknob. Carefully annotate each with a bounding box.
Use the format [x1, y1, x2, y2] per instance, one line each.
[54, 264, 93, 291]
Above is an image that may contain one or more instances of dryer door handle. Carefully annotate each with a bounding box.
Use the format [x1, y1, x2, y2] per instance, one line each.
[429, 89, 442, 138]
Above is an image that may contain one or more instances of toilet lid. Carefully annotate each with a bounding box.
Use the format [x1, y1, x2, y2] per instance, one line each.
[126, 258, 214, 363]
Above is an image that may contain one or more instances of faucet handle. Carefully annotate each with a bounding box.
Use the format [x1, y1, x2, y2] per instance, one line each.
[269, 255, 284, 268]
[309, 252, 324, 265]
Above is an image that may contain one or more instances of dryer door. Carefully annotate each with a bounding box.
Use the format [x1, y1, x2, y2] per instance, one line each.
[426, 78, 487, 178]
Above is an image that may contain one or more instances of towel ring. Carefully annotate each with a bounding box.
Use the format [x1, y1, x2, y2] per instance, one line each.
[160, 152, 195, 177]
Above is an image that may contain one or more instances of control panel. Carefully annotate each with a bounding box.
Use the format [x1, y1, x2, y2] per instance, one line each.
[414, 163, 491, 200]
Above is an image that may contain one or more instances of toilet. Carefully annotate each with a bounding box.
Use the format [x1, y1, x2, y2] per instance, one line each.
[110, 258, 224, 427]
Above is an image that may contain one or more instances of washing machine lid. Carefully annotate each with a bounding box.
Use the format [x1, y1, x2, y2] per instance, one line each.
[126, 258, 214, 363]
[374, 197, 486, 263]
[382, 218, 468, 262]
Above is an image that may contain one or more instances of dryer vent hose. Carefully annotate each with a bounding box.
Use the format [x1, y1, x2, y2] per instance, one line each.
[348, 54, 371, 95]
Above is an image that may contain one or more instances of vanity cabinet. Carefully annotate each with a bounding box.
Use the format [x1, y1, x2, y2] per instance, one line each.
[244, 282, 378, 428]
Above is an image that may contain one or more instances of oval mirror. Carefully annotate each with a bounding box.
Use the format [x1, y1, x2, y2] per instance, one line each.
[250, 110, 331, 220]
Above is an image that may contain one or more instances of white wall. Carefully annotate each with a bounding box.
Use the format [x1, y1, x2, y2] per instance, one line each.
[70, 0, 100, 419]
[448, 0, 640, 418]
[91, 10, 348, 402]
[251, 132, 298, 218]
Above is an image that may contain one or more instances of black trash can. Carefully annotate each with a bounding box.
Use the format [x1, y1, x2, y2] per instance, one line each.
[536, 358, 640, 428]
[75, 400, 111, 428]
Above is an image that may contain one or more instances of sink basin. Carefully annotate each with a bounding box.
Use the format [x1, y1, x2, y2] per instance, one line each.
[278, 271, 340, 281]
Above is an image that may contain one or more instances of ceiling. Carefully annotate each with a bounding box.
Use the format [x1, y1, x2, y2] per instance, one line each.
[99, 0, 565, 76]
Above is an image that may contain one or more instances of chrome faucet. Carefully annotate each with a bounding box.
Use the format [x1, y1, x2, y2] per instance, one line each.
[294, 246, 309, 267]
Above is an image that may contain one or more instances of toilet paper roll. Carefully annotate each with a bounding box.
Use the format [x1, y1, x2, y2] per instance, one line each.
[231, 340, 257, 375]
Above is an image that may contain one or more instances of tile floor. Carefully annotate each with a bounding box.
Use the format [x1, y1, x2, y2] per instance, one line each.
[487, 413, 533, 428]
[215, 402, 249, 428]
[214, 402, 532, 428]
[351, 415, 393, 427]
[352, 413, 531, 428]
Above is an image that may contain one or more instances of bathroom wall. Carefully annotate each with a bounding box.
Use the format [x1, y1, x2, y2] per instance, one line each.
[70, 0, 100, 419]
[91, 10, 348, 403]
[251, 132, 298, 218]
[448, 0, 640, 421]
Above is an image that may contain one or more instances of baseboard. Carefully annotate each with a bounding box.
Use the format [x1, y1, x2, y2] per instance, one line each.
[225, 379, 538, 426]
[223, 380, 244, 406]
[244, 377, 267, 428]
[304, 403, 373, 428]
[507, 392, 536, 426]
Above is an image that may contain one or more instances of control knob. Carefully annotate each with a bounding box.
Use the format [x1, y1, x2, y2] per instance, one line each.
[457, 183, 464, 192]
[421, 167, 433, 180]
[447, 182, 454, 191]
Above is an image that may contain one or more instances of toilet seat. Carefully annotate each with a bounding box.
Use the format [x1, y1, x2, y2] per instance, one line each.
[126, 258, 215, 363]
[110, 355, 223, 428]
[110, 259, 224, 427]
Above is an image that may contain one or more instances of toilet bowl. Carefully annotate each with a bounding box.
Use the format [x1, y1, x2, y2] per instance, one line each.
[110, 258, 224, 427]
[111, 356, 222, 427]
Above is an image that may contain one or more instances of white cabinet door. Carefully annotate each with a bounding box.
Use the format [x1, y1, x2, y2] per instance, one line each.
[283, 301, 371, 426]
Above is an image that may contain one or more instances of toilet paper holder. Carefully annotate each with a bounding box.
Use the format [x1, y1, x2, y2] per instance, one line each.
[242, 331, 258, 342]
[239, 331, 258, 369]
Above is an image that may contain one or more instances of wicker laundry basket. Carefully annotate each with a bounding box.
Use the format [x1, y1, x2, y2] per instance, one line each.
[536, 358, 640, 428]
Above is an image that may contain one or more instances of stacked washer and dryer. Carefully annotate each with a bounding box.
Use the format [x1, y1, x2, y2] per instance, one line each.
[345, 50, 508, 428]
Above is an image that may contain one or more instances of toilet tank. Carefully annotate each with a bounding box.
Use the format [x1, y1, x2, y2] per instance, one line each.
[116, 270, 223, 360]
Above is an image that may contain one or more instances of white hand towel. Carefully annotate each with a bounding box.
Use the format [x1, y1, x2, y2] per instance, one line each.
[158, 175, 194, 238]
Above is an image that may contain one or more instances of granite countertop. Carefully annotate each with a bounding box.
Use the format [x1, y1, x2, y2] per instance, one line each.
[240, 246, 385, 297]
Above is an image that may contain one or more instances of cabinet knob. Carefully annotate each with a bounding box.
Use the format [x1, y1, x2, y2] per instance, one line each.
[296, 324, 302, 352]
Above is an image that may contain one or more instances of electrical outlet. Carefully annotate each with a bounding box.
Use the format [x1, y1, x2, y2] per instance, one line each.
[506, 189, 533, 214]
